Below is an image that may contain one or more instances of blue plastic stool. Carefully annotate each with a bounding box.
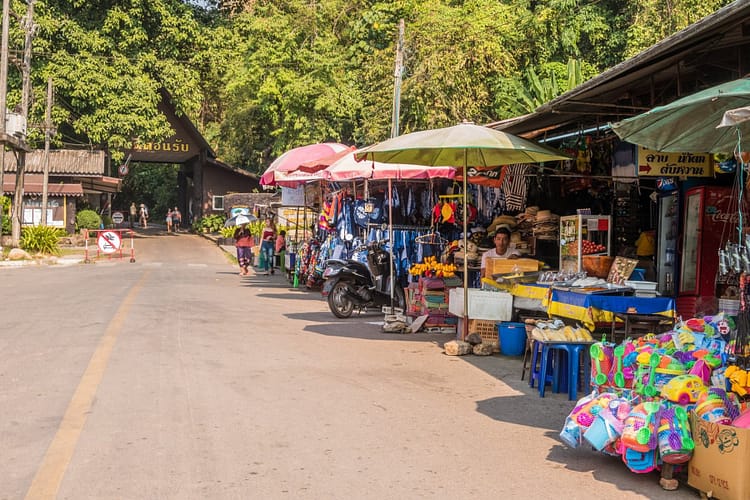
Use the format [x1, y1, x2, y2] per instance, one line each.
[529, 340, 556, 393]
[546, 343, 592, 400]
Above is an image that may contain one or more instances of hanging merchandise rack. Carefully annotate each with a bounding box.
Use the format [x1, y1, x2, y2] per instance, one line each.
[415, 232, 448, 246]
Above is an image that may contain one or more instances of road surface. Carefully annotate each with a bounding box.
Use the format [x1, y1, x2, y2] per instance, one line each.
[0, 229, 697, 499]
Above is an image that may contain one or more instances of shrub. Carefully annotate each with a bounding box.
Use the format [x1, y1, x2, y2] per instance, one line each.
[198, 214, 225, 233]
[0, 196, 9, 235]
[219, 226, 236, 238]
[76, 209, 101, 231]
[20, 225, 65, 255]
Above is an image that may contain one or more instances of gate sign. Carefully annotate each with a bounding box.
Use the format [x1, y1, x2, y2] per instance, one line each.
[97, 231, 121, 254]
[637, 147, 712, 177]
[112, 211, 125, 224]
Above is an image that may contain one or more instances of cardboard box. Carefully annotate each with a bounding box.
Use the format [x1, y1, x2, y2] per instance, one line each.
[688, 412, 750, 500]
[487, 257, 540, 276]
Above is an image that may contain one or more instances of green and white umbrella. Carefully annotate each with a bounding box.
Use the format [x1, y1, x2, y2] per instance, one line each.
[611, 77, 750, 153]
[356, 122, 570, 330]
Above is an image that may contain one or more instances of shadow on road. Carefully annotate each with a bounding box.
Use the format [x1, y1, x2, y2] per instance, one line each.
[544, 439, 687, 498]
[302, 320, 456, 344]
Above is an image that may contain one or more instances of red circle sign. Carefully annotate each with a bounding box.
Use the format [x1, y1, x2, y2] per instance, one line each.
[118, 164, 129, 176]
[97, 231, 121, 254]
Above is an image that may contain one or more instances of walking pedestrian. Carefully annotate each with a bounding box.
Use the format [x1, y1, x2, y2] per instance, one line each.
[139, 203, 149, 228]
[233, 222, 253, 276]
[275, 229, 287, 273]
[260, 216, 276, 275]
[166, 208, 173, 233]
[173, 207, 182, 231]
[129, 202, 137, 229]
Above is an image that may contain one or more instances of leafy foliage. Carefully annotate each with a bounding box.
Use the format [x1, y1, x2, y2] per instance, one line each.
[20, 225, 65, 255]
[197, 214, 226, 233]
[0, 196, 9, 235]
[75, 209, 102, 231]
[1, 0, 734, 185]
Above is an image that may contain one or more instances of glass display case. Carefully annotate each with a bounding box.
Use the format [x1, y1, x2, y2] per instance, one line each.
[656, 192, 679, 295]
[559, 215, 612, 273]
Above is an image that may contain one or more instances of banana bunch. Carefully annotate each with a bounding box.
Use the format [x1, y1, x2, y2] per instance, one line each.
[408, 256, 458, 278]
[531, 325, 594, 342]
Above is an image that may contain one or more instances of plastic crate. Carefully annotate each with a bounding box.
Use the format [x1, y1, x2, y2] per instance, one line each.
[468, 319, 498, 343]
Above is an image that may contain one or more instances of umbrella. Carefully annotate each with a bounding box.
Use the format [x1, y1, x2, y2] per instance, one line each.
[611, 77, 750, 153]
[323, 150, 456, 181]
[355, 121, 569, 333]
[272, 169, 328, 188]
[260, 142, 351, 186]
[224, 214, 257, 227]
[296, 146, 357, 174]
[719, 106, 750, 128]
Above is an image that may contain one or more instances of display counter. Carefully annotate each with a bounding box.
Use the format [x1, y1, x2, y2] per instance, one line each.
[545, 288, 676, 331]
[509, 283, 549, 312]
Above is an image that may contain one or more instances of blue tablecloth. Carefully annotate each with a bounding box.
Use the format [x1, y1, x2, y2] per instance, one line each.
[546, 289, 676, 330]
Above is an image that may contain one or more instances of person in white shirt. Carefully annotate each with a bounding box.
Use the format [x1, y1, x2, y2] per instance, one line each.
[481, 226, 519, 278]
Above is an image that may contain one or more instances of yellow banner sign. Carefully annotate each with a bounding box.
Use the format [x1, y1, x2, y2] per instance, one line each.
[637, 147, 712, 177]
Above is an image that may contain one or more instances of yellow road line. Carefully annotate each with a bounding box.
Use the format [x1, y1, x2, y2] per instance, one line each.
[25, 272, 149, 500]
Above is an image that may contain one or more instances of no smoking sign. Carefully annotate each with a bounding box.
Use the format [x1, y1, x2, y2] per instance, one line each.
[97, 231, 121, 254]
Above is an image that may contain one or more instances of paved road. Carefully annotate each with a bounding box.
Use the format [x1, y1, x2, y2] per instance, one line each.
[0, 229, 698, 499]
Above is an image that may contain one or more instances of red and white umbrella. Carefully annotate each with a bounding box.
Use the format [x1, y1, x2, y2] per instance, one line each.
[296, 145, 357, 173]
[322, 150, 456, 181]
[260, 142, 351, 186]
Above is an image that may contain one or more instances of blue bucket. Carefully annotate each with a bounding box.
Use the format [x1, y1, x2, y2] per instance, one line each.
[498, 322, 526, 356]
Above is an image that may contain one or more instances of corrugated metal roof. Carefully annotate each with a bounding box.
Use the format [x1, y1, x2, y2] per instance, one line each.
[3, 149, 105, 175]
[491, 0, 750, 137]
[3, 174, 84, 197]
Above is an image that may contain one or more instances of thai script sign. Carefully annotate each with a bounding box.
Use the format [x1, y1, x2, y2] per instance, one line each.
[132, 138, 191, 153]
[637, 147, 712, 177]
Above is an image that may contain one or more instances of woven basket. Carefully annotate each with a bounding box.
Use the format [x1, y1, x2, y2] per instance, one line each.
[582, 255, 615, 278]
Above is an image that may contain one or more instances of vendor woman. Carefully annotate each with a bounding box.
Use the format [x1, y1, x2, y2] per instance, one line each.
[481, 225, 520, 278]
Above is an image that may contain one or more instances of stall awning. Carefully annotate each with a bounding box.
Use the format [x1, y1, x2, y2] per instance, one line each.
[3, 174, 84, 197]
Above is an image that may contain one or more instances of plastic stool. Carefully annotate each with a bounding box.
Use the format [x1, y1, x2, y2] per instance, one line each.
[529, 340, 556, 393]
[546, 343, 591, 400]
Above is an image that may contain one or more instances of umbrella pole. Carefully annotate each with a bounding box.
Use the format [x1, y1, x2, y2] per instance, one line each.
[388, 177, 395, 309]
[463, 149, 469, 340]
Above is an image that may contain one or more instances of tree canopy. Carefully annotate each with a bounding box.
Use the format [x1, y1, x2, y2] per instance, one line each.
[6, 0, 735, 173]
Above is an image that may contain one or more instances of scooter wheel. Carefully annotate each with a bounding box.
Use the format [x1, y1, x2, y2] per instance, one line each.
[328, 281, 355, 318]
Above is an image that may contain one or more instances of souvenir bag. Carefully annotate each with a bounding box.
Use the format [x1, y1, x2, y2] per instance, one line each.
[657, 404, 694, 464]
[590, 343, 614, 388]
[560, 392, 615, 448]
[621, 401, 661, 473]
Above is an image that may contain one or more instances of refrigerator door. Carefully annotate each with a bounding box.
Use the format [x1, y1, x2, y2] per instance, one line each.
[679, 189, 702, 295]
[656, 192, 678, 295]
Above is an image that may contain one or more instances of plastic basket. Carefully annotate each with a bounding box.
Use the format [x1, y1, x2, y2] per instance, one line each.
[468, 319, 498, 344]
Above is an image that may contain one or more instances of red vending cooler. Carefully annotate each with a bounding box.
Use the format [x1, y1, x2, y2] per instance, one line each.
[677, 186, 737, 317]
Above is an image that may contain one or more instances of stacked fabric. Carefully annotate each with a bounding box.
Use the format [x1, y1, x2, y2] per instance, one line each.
[532, 210, 560, 240]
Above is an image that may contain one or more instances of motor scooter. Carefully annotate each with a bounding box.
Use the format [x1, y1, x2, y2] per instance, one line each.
[321, 239, 406, 318]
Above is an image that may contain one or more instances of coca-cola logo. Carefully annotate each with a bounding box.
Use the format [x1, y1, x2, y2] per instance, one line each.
[709, 212, 740, 224]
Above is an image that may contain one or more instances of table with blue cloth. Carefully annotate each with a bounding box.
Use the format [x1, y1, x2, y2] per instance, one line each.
[545, 288, 676, 332]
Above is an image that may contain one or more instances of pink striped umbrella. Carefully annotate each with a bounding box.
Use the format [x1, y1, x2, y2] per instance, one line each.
[322, 150, 456, 181]
[260, 142, 350, 186]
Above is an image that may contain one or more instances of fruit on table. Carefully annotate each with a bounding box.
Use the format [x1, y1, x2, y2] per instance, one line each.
[408, 256, 457, 277]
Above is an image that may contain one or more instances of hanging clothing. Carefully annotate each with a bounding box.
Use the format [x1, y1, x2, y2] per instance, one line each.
[502, 164, 529, 212]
